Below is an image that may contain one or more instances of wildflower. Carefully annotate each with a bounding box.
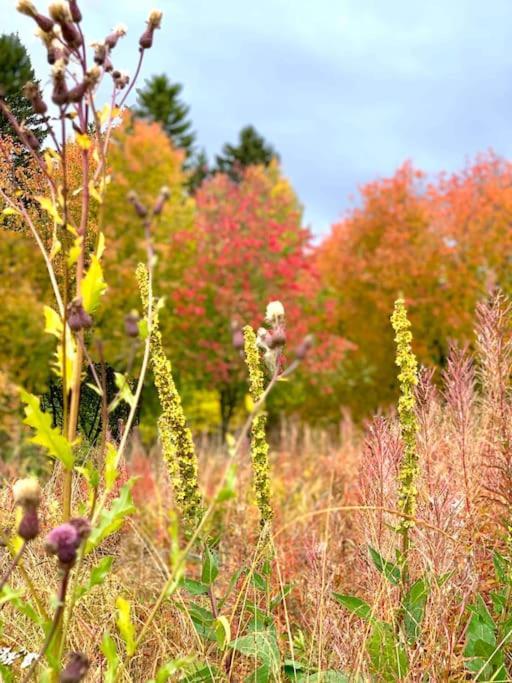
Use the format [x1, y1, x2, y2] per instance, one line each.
[51, 59, 69, 105]
[139, 9, 163, 50]
[60, 652, 89, 682]
[13, 478, 41, 541]
[136, 264, 203, 530]
[105, 24, 127, 50]
[243, 324, 273, 529]
[45, 522, 80, 565]
[391, 298, 419, 533]
[49, 2, 82, 48]
[112, 70, 130, 90]
[17, 1, 55, 32]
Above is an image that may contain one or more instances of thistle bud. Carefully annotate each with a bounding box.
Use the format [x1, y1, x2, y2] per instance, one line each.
[105, 24, 127, 50]
[139, 10, 163, 50]
[231, 321, 244, 351]
[153, 186, 171, 215]
[265, 300, 285, 326]
[268, 327, 286, 349]
[124, 311, 140, 338]
[92, 41, 107, 66]
[127, 191, 148, 218]
[148, 9, 163, 29]
[22, 82, 47, 115]
[112, 70, 130, 90]
[51, 61, 69, 105]
[48, 2, 72, 23]
[20, 125, 40, 150]
[45, 523, 80, 565]
[18, 507, 39, 541]
[17, 1, 56, 32]
[68, 0, 82, 23]
[13, 478, 41, 507]
[60, 652, 89, 683]
[295, 334, 314, 360]
[67, 299, 92, 331]
[67, 80, 88, 103]
[69, 517, 91, 541]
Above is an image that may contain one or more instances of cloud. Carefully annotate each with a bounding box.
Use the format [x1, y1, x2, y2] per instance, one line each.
[3, 0, 512, 235]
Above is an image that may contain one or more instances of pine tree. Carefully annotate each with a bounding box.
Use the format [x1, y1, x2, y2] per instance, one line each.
[135, 74, 196, 160]
[215, 125, 278, 181]
[0, 33, 45, 142]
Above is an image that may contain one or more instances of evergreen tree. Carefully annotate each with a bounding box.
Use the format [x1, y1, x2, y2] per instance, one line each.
[187, 148, 210, 194]
[215, 125, 278, 181]
[135, 74, 196, 160]
[0, 33, 45, 142]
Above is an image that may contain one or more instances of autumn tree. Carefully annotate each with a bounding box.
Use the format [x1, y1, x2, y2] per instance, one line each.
[318, 155, 512, 416]
[169, 161, 311, 435]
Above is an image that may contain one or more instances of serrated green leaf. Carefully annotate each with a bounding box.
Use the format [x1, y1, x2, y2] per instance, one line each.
[76, 556, 114, 600]
[20, 389, 74, 469]
[86, 481, 136, 553]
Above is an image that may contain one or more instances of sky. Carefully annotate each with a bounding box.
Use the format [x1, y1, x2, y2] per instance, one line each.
[4, 0, 512, 236]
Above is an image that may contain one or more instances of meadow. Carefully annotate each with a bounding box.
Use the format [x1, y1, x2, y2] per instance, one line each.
[2, 2, 512, 681]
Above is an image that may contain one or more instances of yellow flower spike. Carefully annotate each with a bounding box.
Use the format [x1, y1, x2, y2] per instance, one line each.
[391, 298, 419, 535]
[243, 324, 273, 531]
[136, 264, 202, 531]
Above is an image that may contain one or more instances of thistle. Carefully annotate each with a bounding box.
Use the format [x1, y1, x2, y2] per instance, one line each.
[391, 298, 419, 558]
[243, 324, 273, 530]
[136, 263, 202, 530]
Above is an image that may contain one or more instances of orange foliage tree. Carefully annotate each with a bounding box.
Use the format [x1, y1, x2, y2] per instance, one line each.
[318, 153, 512, 415]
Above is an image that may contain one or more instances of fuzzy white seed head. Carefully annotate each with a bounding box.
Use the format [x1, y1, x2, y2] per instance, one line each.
[48, 1, 71, 22]
[114, 23, 127, 36]
[265, 300, 285, 324]
[13, 478, 41, 507]
[16, 0, 36, 16]
[148, 9, 163, 28]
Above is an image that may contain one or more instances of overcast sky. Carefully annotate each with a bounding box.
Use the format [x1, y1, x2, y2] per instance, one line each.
[4, 0, 512, 235]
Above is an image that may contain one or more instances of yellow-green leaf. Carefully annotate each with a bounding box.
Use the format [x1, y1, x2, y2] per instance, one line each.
[20, 389, 74, 470]
[116, 597, 136, 657]
[76, 133, 91, 150]
[214, 616, 231, 651]
[80, 255, 107, 314]
[2, 207, 20, 216]
[43, 306, 77, 392]
[104, 442, 119, 494]
[35, 195, 63, 225]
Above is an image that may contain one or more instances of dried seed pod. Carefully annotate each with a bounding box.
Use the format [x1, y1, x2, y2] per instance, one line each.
[23, 82, 48, 114]
[153, 185, 171, 215]
[68, 0, 82, 23]
[295, 334, 314, 360]
[20, 125, 41, 150]
[127, 190, 148, 218]
[51, 61, 69, 105]
[105, 24, 127, 50]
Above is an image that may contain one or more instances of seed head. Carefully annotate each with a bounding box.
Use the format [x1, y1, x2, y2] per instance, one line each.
[18, 508, 39, 541]
[13, 478, 41, 507]
[265, 300, 285, 325]
[148, 9, 163, 29]
[48, 2, 72, 23]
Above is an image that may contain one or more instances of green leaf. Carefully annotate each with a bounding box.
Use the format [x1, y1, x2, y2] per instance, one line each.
[75, 556, 114, 600]
[19, 389, 74, 469]
[229, 627, 280, 674]
[109, 373, 136, 413]
[368, 546, 401, 586]
[86, 481, 136, 553]
[493, 552, 509, 584]
[150, 656, 196, 683]
[101, 632, 120, 683]
[333, 593, 374, 621]
[403, 577, 429, 644]
[214, 615, 231, 651]
[116, 596, 136, 657]
[80, 254, 107, 314]
[201, 545, 219, 585]
[180, 578, 210, 595]
[367, 621, 409, 682]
